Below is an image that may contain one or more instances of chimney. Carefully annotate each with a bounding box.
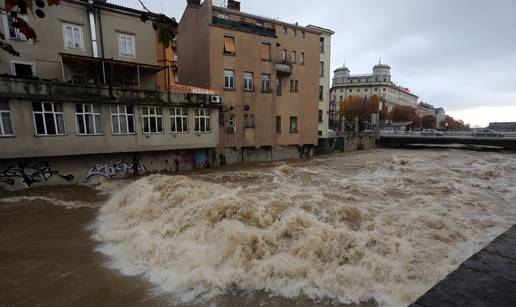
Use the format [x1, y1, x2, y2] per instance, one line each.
[227, 0, 241, 11]
[187, 0, 201, 8]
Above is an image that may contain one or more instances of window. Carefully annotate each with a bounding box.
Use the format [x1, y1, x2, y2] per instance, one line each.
[320, 37, 325, 53]
[276, 116, 281, 133]
[301, 31, 305, 38]
[282, 49, 287, 61]
[75, 104, 103, 135]
[32, 102, 66, 136]
[111, 105, 134, 134]
[291, 50, 296, 63]
[319, 86, 324, 100]
[229, 114, 236, 128]
[290, 80, 299, 92]
[260, 42, 271, 61]
[224, 36, 236, 55]
[224, 69, 235, 89]
[244, 114, 255, 128]
[365, 88, 369, 92]
[217, 13, 229, 19]
[261, 74, 271, 92]
[357, 89, 361, 92]
[141, 106, 163, 133]
[243, 72, 254, 91]
[11, 62, 34, 77]
[63, 24, 83, 50]
[289, 116, 298, 133]
[256, 21, 264, 27]
[0, 101, 14, 136]
[319, 110, 323, 123]
[4, 14, 28, 40]
[195, 109, 211, 132]
[320, 61, 324, 77]
[383, 88, 386, 92]
[276, 78, 281, 96]
[283, 26, 288, 34]
[374, 88, 378, 92]
[171, 107, 188, 133]
[300, 52, 305, 65]
[293, 29, 297, 36]
[349, 89, 353, 93]
[118, 33, 135, 57]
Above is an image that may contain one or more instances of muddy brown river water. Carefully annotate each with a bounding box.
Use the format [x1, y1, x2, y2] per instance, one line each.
[1, 149, 515, 307]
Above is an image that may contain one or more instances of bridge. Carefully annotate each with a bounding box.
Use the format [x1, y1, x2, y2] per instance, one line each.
[377, 131, 516, 150]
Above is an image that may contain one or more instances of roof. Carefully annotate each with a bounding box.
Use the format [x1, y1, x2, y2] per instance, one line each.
[374, 63, 391, 69]
[306, 25, 335, 35]
[212, 6, 323, 34]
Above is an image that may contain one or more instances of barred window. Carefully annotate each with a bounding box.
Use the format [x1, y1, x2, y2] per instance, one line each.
[244, 114, 255, 128]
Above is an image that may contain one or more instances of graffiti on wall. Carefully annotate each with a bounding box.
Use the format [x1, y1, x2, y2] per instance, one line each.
[86, 160, 147, 180]
[0, 161, 74, 186]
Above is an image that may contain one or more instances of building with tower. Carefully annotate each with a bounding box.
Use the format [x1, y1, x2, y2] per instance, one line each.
[330, 62, 419, 114]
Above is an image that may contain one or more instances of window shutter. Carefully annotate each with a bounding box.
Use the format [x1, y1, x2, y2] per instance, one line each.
[224, 36, 236, 53]
[261, 43, 270, 60]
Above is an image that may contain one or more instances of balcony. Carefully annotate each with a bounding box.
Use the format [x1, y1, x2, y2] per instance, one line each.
[212, 16, 276, 37]
[275, 60, 293, 76]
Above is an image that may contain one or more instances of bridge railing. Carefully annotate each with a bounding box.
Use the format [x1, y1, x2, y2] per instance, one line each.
[379, 131, 516, 137]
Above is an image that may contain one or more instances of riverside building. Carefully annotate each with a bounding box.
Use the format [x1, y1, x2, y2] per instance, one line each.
[330, 63, 419, 114]
[178, 0, 328, 160]
[0, 0, 222, 188]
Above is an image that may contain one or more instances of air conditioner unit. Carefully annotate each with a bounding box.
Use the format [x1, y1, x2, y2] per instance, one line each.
[211, 95, 224, 104]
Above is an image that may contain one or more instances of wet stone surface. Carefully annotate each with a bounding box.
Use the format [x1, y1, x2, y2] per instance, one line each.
[410, 225, 516, 307]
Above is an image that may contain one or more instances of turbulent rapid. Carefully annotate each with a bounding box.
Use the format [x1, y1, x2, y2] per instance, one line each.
[90, 149, 516, 306]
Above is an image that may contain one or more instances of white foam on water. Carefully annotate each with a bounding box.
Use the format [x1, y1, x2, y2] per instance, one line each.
[91, 150, 516, 306]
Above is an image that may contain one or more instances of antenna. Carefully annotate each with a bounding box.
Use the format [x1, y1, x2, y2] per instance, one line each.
[379, 57, 382, 65]
[160, 0, 164, 13]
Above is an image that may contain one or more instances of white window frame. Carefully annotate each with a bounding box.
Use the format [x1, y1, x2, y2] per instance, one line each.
[141, 106, 163, 134]
[171, 107, 188, 133]
[32, 102, 66, 136]
[195, 108, 211, 133]
[75, 103, 103, 135]
[10, 61, 35, 77]
[62, 23, 84, 51]
[244, 114, 255, 128]
[2, 13, 29, 42]
[224, 69, 235, 89]
[243, 72, 254, 91]
[261, 74, 271, 92]
[0, 101, 15, 136]
[110, 105, 135, 135]
[118, 33, 136, 58]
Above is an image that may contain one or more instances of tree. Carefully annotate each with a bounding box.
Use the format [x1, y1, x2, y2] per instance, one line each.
[421, 115, 437, 129]
[391, 106, 418, 123]
[443, 115, 469, 131]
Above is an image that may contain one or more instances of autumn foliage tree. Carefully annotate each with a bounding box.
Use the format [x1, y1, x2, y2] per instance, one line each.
[421, 115, 437, 129]
[443, 115, 469, 131]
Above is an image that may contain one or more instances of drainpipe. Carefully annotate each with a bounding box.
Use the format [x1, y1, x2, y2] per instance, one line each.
[87, 0, 98, 57]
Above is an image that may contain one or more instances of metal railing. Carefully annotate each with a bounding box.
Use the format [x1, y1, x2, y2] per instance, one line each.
[379, 130, 516, 138]
[212, 16, 276, 37]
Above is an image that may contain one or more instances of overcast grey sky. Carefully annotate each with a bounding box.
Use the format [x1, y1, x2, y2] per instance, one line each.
[112, 0, 516, 127]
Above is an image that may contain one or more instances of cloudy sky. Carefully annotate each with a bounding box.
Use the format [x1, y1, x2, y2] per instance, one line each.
[112, 0, 516, 127]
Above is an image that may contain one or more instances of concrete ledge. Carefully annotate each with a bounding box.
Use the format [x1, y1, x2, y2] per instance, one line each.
[411, 225, 516, 307]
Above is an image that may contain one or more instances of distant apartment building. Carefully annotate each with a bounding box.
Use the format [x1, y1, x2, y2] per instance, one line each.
[177, 0, 324, 153]
[0, 0, 221, 187]
[306, 25, 334, 143]
[331, 63, 419, 111]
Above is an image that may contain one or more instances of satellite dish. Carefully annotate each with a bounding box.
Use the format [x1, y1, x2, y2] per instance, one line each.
[244, 105, 250, 111]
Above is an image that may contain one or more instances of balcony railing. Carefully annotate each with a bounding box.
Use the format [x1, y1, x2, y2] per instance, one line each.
[212, 16, 276, 37]
[275, 60, 293, 76]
